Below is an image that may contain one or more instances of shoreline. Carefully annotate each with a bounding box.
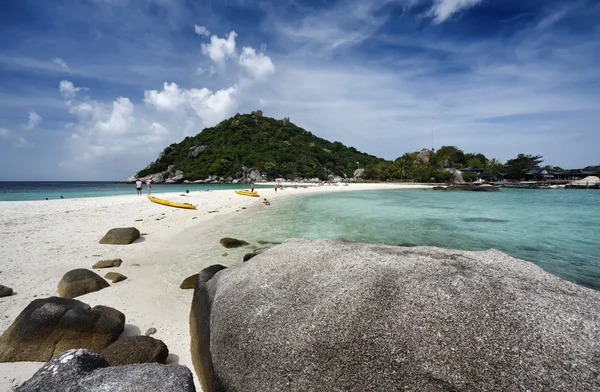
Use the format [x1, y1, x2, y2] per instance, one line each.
[0, 183, 431, 389]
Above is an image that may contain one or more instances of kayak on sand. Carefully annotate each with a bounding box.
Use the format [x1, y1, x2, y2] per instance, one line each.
[235, 190, 260, 197]
[147, 195, 197, 210]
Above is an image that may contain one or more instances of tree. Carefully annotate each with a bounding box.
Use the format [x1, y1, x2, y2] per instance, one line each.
[504, 154, 544, 180]
[486, 158, 503, 181]
[394, 153, 415, 180]
[462, 171, 477, 182]
[433, 146, 464, 168]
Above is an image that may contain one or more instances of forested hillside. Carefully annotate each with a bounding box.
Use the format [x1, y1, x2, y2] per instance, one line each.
[136, 112, 383, 180]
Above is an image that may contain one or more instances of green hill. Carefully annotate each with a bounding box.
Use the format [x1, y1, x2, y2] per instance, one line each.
[136, 112, 384, 181]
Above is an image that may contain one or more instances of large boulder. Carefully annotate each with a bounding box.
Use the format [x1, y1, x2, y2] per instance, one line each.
[187, 145, 207, 160]
[17, 349, 196, 392]
[58, 268, 110, 298]
[92, 258, 123, 269]
[190, 239, 600, 392]
[219, 237, 249, 248]
[99, 227, 140, 245]
[416, 148, 434, 165]
[353, 168, 365, 179]
[0, 284, 13, 297]
[0, 297, 125, 362]
[101, 336, 169, 366]
[247, 169, 262, 182]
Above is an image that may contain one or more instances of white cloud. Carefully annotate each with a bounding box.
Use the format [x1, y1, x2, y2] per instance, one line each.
[429, 0, 484, 23]
[97, 97, 135, 134]
[53, 57, 69, 70]
[25, 111, 42, 130]
[144, 82, 237, 126]
[144, 82, 188, 111]
[239, 47, 275, 79]
[194, 24, 210, 36]
[59, 80, 81, 98]
[201, 31, 238, 63]
[0, 128, 9, 137]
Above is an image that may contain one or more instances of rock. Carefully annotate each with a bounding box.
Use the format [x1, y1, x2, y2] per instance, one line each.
[251, 110, 263, 117]
[180, 274, 198, 290]
[282, 116, 290, 125]
[242, 248, 267, 262]
[99, 227, 140, 245]
[101, 336, 169, 366]
[17, 349, 196, 392]
[189, 264, 228, 392]
[105, 272, 127, 283]
[145, 327, 157, 336]
[444, 167, 465, 183]
[58, 269, 110, 298]
[0, 297, 124, 362]
[190, 239, 600, 392]
[219, 237, 249, 248]
[93, 258, 123, 268]
[16, 349, 109, 391]
[353, 168, 365, 179]
[247, 169, 262, 182]
[0, 284, 13, 297]
[416, 148, 434, 165]
[187, 145, 207, 160]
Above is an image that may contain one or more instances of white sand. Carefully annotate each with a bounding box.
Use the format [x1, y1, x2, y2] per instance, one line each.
[0, 183, 429, 390]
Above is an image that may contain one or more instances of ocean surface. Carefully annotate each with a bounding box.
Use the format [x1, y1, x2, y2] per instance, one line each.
[2, 182, 599, 291]
[0, 181, 266, 201]
[191, 187, 600, 291]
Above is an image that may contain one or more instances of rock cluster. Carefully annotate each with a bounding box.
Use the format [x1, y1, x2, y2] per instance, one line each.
[17, 349, 195, 392]
[190, 239, 600, 392]
[0, 297, 124, 362]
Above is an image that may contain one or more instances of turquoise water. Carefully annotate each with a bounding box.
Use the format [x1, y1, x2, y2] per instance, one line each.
[0, 182, 268, 201]
[215, 188, 600, 291]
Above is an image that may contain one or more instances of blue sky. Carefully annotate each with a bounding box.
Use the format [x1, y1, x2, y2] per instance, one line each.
[0, 0, 598, 180]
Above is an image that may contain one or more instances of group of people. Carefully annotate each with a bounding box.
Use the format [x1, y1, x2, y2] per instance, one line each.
[135, 179, 151, 195]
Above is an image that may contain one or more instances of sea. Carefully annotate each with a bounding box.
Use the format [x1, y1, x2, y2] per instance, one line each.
[1, 182, 599, 291]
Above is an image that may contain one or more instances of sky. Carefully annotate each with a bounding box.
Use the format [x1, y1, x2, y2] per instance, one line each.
[0, 0, 598, 180]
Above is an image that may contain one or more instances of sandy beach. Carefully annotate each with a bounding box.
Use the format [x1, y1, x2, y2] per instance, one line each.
[0, 183, 429, 390]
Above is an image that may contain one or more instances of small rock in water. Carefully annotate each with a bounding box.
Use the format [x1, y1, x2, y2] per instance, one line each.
[220, 237, 249, 248]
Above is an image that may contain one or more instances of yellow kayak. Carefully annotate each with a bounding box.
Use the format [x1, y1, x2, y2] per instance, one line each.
[147, 195, 196, 210]
[235, 189, 260, 197]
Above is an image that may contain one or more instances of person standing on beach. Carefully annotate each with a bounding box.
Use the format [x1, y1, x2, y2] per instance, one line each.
[146, 179, 152, 195]
[251, 183, 255, 193]
[274, 183, 277, 193]
[135, 179, 142, 196]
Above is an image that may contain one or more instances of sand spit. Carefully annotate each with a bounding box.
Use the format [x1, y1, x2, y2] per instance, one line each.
[0, 183, 428, 390]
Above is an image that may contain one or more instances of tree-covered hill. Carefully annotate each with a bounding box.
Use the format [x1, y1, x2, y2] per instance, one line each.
[136, 112, 384, 181]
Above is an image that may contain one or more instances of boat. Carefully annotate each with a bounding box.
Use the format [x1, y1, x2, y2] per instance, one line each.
[235, 190, 260, 197]
[147, 195, 196, 210]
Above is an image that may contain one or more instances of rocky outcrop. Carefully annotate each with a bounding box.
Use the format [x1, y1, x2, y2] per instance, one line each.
[444, 167, 465, 183]
[0, 297, 124, 362]
[0, 284, 13, 297]
[17, 349, 195, 392]
[416, 148, 433, 165]
[58, 269, 110, 298]
[353, 168, 365, 179]
[187, 145, 207, 160]
[282, 116, 290, 125]
[251, 110, 263, 117]
[101, 336, 169, 366]
[165, 170, 185, 184]
[93, 258, 123, 269]
[99, 227, 140, 245]
[105, 272, 127, 283]
[190, 239, 600, 392]
[219, 237, 249, 248]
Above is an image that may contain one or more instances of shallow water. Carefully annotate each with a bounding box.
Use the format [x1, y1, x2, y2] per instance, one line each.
[199, 188, 600, 291]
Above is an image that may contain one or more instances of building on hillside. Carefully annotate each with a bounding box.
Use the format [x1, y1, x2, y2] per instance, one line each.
[525, 169, 555, 181]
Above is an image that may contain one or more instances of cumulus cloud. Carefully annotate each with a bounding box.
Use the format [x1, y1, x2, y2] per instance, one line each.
[239, 47, 275, 79]
[53, 57, 69, 70]
[25, 111, 42, 130]
[59, 80, 81, 98]
[144, 82, 237, 126]
[194, 24, 210, 36]
[201, 31, 238, 63]
[429, 0, 484, 23]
